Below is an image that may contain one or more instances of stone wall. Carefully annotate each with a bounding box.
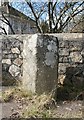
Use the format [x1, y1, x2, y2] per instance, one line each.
[1, 34, 58, 94]
[0, 33, 84, 93]
[50, 33, 84, 85]
[1, 35, 23, 85]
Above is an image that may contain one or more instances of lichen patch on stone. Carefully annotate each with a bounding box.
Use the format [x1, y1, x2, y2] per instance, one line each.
[45, 52, 56, 68]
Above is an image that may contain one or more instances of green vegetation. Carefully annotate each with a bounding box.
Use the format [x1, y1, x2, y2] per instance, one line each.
[1, 86, 83, 118]
[2, 86, 33, 102]
[22, 109, 52, 118]
[2, 88, 14, 102]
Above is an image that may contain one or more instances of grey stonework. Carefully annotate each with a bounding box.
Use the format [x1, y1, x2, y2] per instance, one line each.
[51, 33, 84, 87]
[50, 33, 84, 75]
[2, 35, 23, 85]
[0, 33, 84, 94]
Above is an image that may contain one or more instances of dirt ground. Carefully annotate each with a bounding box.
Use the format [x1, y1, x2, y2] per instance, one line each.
[0, 87, 84, 119]
[0, 100, 83, 119]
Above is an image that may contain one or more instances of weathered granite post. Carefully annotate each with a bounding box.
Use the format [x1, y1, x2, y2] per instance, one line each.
[23, 34, 58, 94]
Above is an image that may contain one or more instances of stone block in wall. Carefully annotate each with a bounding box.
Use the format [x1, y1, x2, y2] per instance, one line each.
[59, 48, 69, 56]
[59, 56, 71, 63]
[58, 63, 70, 74]
[3, 50, 11, 54]
[2, 53, 19, 59]
[58, 75, 65, 85]
[59, 56, 63, 63]
[59, 40, 69, 48]
[70, 52, 83, 63]
[62, 57, 71, 63]
[23, 34, 58, 94]
[9, 64, 21, 77]
[13, 58, 22, 67]
[69, 41, 82, 51]
[11, 47, 20, 54]
[19, 43, 23, 52]
[2, 59, 11, 65]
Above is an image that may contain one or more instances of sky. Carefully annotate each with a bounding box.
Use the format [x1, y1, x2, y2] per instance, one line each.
[1, 0, 81, 2]
[9, 0, 83, 22]
[9, 0, 48, 20]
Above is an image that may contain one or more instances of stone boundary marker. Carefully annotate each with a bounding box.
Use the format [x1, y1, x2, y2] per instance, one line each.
[23, 34, 58, 94]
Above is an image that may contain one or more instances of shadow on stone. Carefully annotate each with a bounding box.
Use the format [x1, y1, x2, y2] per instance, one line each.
[36, 35, 59, 94]
[64, 65, 84, 91]
[57, 86, 70, 101]
[2, 71, 18, 86]
[57, 65, 84, 101]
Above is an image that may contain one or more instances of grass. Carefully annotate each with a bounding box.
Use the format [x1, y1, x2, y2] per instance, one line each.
[2, 86, 55, 118]
[2, 88, 14, 102]
[12, 87, 33, 98]
[21, 93, 56, 118]
[2, 86, 34, 102]
[1, 86, 83, 118]
[22, 108, 52, 118]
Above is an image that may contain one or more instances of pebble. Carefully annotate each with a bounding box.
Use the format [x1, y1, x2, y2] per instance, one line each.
[11, 107, 14, 112]
[65, 107, 72, 111]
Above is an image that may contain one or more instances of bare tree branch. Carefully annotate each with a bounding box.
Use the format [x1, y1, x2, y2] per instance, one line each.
[2, 12, 15, 34]
[0, 26, 7, 35]
[62, 8, 84, 30]
[26, 2, 42, 33]
[1, 1, 83, 34]
[53, 2, 77, 32]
